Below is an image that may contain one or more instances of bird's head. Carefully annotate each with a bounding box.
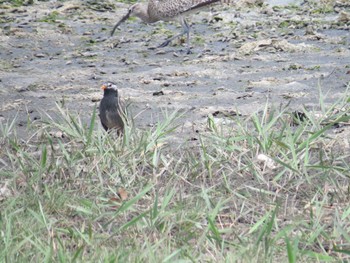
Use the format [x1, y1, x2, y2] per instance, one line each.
[101, 82, 117, 90]
[111, 3, 150, 36]
[128, 3, 149, 19]
[101, 82, 118, 95]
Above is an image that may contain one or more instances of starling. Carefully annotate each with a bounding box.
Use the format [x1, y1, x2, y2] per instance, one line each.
[99, 82, 124, 134]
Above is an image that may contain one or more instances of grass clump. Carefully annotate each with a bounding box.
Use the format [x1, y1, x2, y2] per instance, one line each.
[115, 0, 138, 4]
[38, 11, 62, 24]
[0, 90, 349, 261]
[0, 0, 33, 7]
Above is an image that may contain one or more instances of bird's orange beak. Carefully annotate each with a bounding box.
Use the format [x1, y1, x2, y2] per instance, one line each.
[101, 84, 107, 90]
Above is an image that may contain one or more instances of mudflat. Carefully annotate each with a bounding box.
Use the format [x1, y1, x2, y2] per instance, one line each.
[0, 0, 349, 138]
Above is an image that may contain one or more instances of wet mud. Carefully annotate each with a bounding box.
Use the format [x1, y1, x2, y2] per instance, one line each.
[0, 0, 349, 140]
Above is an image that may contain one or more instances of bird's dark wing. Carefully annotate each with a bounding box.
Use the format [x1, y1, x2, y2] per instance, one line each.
[184, 0, 223, 13]
[105, 109, 124, 131]
[101, 121, 109, 131]
[99, 97, 109, 130]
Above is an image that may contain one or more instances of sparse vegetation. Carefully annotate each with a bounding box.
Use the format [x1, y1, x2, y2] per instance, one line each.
[1, 90, 349, 262]
[115, 0, 138, 4]
[1, 0, 350, 261]
[38, 11, 62, 24]
[306, 65, 321, 71]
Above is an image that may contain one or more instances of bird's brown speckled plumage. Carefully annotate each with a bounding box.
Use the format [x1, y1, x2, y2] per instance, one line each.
[111, 0, 230, 53]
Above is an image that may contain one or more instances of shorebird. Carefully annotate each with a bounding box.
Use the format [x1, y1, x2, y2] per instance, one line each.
[99, 82, 125, 135]
[111, 0, 230, 53]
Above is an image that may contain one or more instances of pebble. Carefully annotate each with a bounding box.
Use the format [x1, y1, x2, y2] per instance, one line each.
[34, 53, 46, 58]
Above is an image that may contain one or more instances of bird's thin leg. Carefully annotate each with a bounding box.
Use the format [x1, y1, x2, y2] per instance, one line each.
[183, 19, 192, 54]
[158, 31, 186, 48]
[158, 17, 191, 50]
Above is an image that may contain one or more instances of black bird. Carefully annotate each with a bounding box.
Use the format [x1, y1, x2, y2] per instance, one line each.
[99, 82, 124, 134]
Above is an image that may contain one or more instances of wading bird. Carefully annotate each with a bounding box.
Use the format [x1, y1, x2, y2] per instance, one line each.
[111, 0, 230, 53]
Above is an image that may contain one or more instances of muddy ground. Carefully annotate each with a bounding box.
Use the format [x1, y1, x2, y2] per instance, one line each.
[0, 0, 349, 141]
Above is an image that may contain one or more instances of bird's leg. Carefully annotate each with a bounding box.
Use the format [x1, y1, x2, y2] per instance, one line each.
[158, 31, 186, 48]
[158, 18, 191, 53]
[183, 19, 192, 54]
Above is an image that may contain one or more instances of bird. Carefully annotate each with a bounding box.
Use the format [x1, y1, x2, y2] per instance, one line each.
[111, 0, 230, 53]
[99, 82, 125, 134]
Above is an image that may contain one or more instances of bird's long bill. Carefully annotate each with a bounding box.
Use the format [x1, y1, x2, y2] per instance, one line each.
[111, 9, 132, 36]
